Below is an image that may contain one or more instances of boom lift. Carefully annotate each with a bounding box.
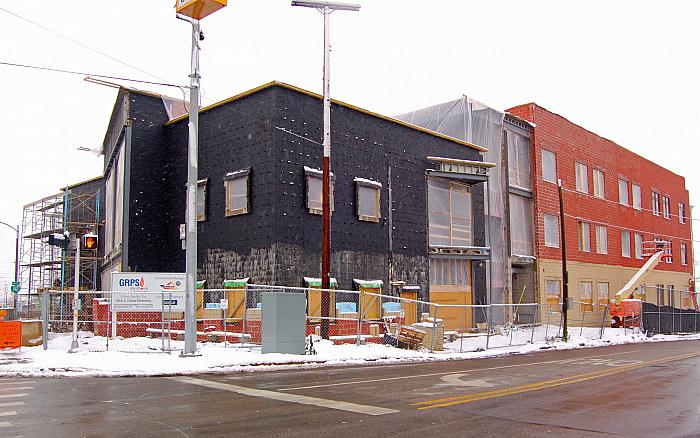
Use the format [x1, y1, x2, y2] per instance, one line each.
[609, 240, 669, 328]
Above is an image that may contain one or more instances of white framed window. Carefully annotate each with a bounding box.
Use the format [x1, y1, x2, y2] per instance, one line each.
[593, 168, 604, 198]
[668, 285, 675, 307]
[595, 225, 607, 254]
[541, 149, 557, 183]
[638, 283, 647, 301]
[355, 177, 382, 222]
[305, 166, 335, 215]
[634, 233, 643, 259]
[656, 284, 665, 306]
[544, 214, 559, 248]
[196, 178, 208, 221]
[224, 169, 249, 216]
[580, 281, 593, 311]
[597, 282, 610, 307]
[545, 278, 561, 310]
[679, 202, 686, 224]
[575, 162, 588, 194]
[428, 177, 472, 247]
[618, 178, 629, 206]
[681, 242, 687, 265]
[578, 221, 590, 252]
[665, 240, 673, 263]
[632, 184, 641, 210]
[662, 195, 670, 219]
[621, 230, 631, 257]
[652, 191, 660, 216]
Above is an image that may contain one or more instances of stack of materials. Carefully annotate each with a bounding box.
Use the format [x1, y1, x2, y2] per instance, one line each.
[412, 316, 444, 351]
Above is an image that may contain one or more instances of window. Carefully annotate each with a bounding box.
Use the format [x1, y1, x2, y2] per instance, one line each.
[305, 167, 335, 214]
[355, 178, 381, 222]
[546, 279, 561, 310]
[632, 184, 641, 210]
[634, 233, 643, 259]
[507, 131, 531, 190]
[430, 257, 470, 286]
[656, 284, 665, 306]
[652, 191, 660, 215]
[681, 242, 687, 265]
[679, 203, 686, 224]
[662, 195, 670, 219]
[638, 284, 647, 301]
[668, 285, 675, 308]
[428, 177, 472, 246]
[595, 225, 608, 254]
[196, 179, 208, 221]
[224, 169, 249, 216]
[578, 221, 590, 252]
[665, 240, 673, 263]
[544, 214, 559, 248]
[621, 230, 631, 257]
[593, 168, 604, 198]
[580, 281, 593, 311]
[618, 178, 629, 206]
[597, 282, 610, 307]
[509, 193, 533, 256]
[575, 162, 588, 193]
[541, 149, 557, 183]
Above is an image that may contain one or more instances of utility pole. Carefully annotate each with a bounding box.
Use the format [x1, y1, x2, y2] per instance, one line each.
[292, 0, 360, 339]
[558, 179, 569, 341]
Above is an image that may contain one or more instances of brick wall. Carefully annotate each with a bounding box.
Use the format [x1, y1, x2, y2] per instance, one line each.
[508, 103, 693, 279]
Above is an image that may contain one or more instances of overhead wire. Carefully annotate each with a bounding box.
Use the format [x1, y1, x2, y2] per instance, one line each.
[0, 6, 173, 85]
[0, 60, 186, 89]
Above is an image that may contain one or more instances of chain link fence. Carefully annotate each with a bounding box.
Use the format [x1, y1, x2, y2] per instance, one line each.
[21, 284, 697, 355]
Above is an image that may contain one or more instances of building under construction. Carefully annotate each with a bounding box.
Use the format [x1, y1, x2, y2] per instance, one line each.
[19, 177, 104, 309]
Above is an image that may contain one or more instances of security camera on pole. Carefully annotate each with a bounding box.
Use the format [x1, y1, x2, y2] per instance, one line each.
[291, 0, 360, 339]
[175, 0, 227, 356]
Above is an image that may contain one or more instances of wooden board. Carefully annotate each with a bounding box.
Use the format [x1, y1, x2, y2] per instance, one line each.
[429, 287, 472, 331]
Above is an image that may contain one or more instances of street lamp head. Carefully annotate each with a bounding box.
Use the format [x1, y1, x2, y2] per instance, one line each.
[76, 146, 103, 157]
[291, 1, 360, 11]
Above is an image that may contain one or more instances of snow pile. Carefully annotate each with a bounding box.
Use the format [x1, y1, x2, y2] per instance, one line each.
[1, 326, 699, 377]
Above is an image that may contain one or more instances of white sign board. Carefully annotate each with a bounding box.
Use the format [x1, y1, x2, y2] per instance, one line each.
[111, 272, 187, 312]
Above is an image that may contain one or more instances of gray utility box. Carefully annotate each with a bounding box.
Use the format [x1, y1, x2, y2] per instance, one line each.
[261, 292, 306, 354]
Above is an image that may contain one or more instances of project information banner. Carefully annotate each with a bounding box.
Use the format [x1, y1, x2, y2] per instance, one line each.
[111, 272, 187, 312]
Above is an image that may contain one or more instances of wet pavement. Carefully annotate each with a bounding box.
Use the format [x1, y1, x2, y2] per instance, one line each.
[2, 340, 700, 437]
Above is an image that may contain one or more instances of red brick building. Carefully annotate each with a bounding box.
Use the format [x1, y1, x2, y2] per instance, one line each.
[508, 103, 694, 313]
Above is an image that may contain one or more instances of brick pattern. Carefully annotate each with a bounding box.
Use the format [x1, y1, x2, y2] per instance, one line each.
[508, 104, 693, 278]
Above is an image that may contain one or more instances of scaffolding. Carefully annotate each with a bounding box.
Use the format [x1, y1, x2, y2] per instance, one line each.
[19, 183, 101, 314]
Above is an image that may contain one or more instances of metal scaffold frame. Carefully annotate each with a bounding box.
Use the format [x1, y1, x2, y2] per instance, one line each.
[19, 187, 101, 314]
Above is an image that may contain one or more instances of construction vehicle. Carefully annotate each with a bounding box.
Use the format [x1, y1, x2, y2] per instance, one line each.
[609, 240, 669, 328]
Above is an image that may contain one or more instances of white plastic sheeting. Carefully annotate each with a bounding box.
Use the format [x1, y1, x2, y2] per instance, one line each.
[397, 96, 506, 305]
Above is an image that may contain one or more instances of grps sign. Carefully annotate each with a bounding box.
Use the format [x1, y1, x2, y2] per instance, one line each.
[111, 272, 187, 312]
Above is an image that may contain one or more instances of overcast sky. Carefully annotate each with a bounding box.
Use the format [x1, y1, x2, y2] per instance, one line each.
[1, 0, 698, 289]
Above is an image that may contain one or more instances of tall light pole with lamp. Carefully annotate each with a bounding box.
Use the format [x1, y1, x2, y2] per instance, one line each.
[0, 221, 20, 311]
[175, 0, 227, 356]
[291, 0, 360, 339]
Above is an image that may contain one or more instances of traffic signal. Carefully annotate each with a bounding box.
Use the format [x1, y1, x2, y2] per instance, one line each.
[48, 232, 70, 250]
[82, 233, 98, 250]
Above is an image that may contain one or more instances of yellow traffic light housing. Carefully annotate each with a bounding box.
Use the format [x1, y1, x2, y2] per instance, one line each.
[175, 0, 227, 20]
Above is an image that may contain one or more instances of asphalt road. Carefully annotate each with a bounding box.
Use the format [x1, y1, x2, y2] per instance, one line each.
[2, 340, 700, 437]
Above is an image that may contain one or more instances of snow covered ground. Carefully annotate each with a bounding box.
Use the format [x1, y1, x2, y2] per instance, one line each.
[1, 326, 699, 377]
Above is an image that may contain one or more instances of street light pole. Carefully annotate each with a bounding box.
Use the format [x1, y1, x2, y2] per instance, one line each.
[0, 221, 19, 310]
[178, 15, 202, 356]
[292, 0, 360, 339]
[175, 0, 227, 357]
